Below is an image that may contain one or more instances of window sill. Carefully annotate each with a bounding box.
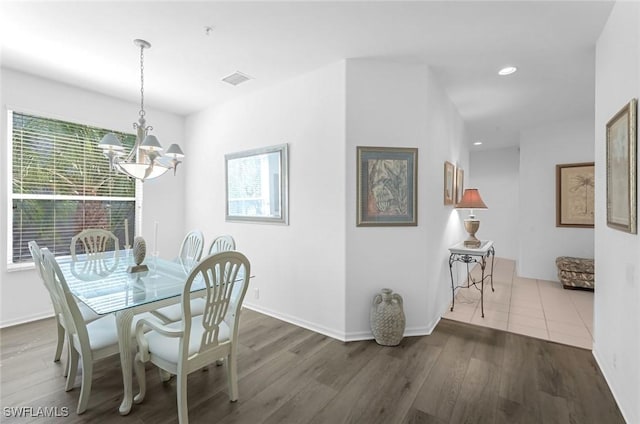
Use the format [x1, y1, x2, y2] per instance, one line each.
[6, 262, 35, 273]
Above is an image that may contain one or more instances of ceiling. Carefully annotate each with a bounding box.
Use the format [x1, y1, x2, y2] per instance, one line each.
[0, 1, 614, 150]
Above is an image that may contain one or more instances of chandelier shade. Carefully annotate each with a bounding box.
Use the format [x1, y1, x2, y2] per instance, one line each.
[98, 39, 183, 182]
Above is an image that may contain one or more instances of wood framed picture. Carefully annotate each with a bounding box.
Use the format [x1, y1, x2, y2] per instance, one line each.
[444, 161, 455, 205]
[357, 146, 418, 226]
[606, 98, 637, 234]
[556, 162, 595, 228]
[455, 167, 464, 205]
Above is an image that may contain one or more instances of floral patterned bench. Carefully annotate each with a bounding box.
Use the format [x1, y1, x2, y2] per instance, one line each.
[555, 256, 594, 290]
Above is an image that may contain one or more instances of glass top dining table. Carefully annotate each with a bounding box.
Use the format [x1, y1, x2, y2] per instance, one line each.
[56, 251, 197, 315]
[55, 250, 200, 416]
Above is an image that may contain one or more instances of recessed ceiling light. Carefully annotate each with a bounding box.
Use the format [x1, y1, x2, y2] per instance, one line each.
[473, 141, 483, 146]
[498, 66, 517, 76]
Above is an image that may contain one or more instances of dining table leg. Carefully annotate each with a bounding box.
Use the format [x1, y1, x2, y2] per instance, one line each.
[115, 309, 136, 415]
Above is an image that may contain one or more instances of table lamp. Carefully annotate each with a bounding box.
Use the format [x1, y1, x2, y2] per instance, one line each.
[455, 188, 488, 248]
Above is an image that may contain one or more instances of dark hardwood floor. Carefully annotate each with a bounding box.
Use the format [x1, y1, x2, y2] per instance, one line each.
[0, 309, 625, 423]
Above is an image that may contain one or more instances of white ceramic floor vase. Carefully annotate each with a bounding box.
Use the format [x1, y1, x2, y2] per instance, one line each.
[370, 288, 405, 346]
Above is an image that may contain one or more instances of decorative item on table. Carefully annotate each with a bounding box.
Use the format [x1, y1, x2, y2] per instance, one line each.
[128, 236, 149, 273]
[97, 39, 184, 182]
[370, 288, 406, 346]
[455, 188, 488, 248]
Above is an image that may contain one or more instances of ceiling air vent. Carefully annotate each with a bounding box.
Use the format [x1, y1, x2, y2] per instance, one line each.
[221, 71, 253, 86]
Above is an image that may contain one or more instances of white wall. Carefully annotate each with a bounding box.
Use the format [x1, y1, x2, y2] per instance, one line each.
[185, 61, 348, 339]
[0, 68, 185, 327]
[469, 146, 520, 260]
[593, 2, 640, 423]
[345, 59, 468, 339]
[185, 59, 468, 340]
[518, 117, 595, 281]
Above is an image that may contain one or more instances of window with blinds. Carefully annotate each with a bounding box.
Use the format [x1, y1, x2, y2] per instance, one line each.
[10, 111, 137, 264]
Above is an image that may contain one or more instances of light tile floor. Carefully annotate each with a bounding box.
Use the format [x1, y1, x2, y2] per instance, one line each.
[443, 257, 594, 349]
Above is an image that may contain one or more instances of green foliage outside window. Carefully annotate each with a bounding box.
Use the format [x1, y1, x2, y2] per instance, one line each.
[11, 112, 137, 263]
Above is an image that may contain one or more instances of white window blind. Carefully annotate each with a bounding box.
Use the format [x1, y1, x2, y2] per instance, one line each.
[10, 111, 137, 263]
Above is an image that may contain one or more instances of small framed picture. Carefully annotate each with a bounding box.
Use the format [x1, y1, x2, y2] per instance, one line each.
[444, 161, 455, 205]
[357, 146, 418, 226]
[606, 98, 637, 234]
[556, 162, 595, 228]
[455, 167, 464, 205]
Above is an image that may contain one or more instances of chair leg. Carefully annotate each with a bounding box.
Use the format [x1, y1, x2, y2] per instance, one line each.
[65, 346, 79, 392]
[63, 344, 70, 378]
[76, 355, 93, 414]
[176, 371, 189, 424]
[133, 352, 147, 404]
[159, 368, 172, 382]
[225, 353, 239, 402]
[54, 320, 65, 362]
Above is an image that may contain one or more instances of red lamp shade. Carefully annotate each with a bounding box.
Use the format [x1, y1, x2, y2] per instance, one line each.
[455, 188, 487, 209]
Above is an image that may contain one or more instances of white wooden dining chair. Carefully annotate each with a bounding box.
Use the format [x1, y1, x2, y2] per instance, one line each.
[70, 229, 119, 261]
[207, 235, 236, 255]
[176, 230, 205, 264]
[40, 248, 144, 414]
[28, 241, 100, 367]
[134, 251, 251, 424]
[153, 235, 236, 324]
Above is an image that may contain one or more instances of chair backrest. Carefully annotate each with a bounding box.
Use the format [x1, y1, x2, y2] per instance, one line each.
[28, 240, 45, 280]
[71, 229, 119, 260]
[41, 248, 91, 347]
[29, 241, 65, 316]
[178, 230, 205, 263]
[179, 251, 250, 361]
[207, 235, 236, 255]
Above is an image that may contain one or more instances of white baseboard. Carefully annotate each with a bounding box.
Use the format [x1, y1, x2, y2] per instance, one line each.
[1, 311, 54, 329]
[243, 303, 348, 342]
[243, 302, 444, 343]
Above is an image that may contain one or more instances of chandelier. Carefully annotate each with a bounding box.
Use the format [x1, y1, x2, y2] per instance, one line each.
[98, 39, 184, 181]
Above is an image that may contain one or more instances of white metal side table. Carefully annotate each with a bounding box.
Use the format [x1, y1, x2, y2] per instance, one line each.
[448, 240, 495, 318]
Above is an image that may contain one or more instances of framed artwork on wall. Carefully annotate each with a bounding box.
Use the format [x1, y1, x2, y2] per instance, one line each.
[606, 98, 637, 234]
[455, 167, 464, 205]
[556, 162, 595, 228]
[444, 161, 455, 205]
[356, 146, 418, 226]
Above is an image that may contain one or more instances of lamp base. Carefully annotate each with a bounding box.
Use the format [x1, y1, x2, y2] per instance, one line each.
[463, 219, 481, 248]
[463, 237, 481, 248]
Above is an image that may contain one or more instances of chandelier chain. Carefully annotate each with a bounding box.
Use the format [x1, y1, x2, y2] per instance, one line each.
[139, 43, 145, 118]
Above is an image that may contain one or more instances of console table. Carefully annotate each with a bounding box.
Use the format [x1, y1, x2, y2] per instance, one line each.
[448, 240, 495, 318]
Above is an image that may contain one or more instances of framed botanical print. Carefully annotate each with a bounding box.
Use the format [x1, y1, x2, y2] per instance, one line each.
[556, 162, 595, 228]
[455, 167, 464, 205]
[444, 161, 455, 205]
[606, 98, 637, 234]
[357, 146, 418, 226]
